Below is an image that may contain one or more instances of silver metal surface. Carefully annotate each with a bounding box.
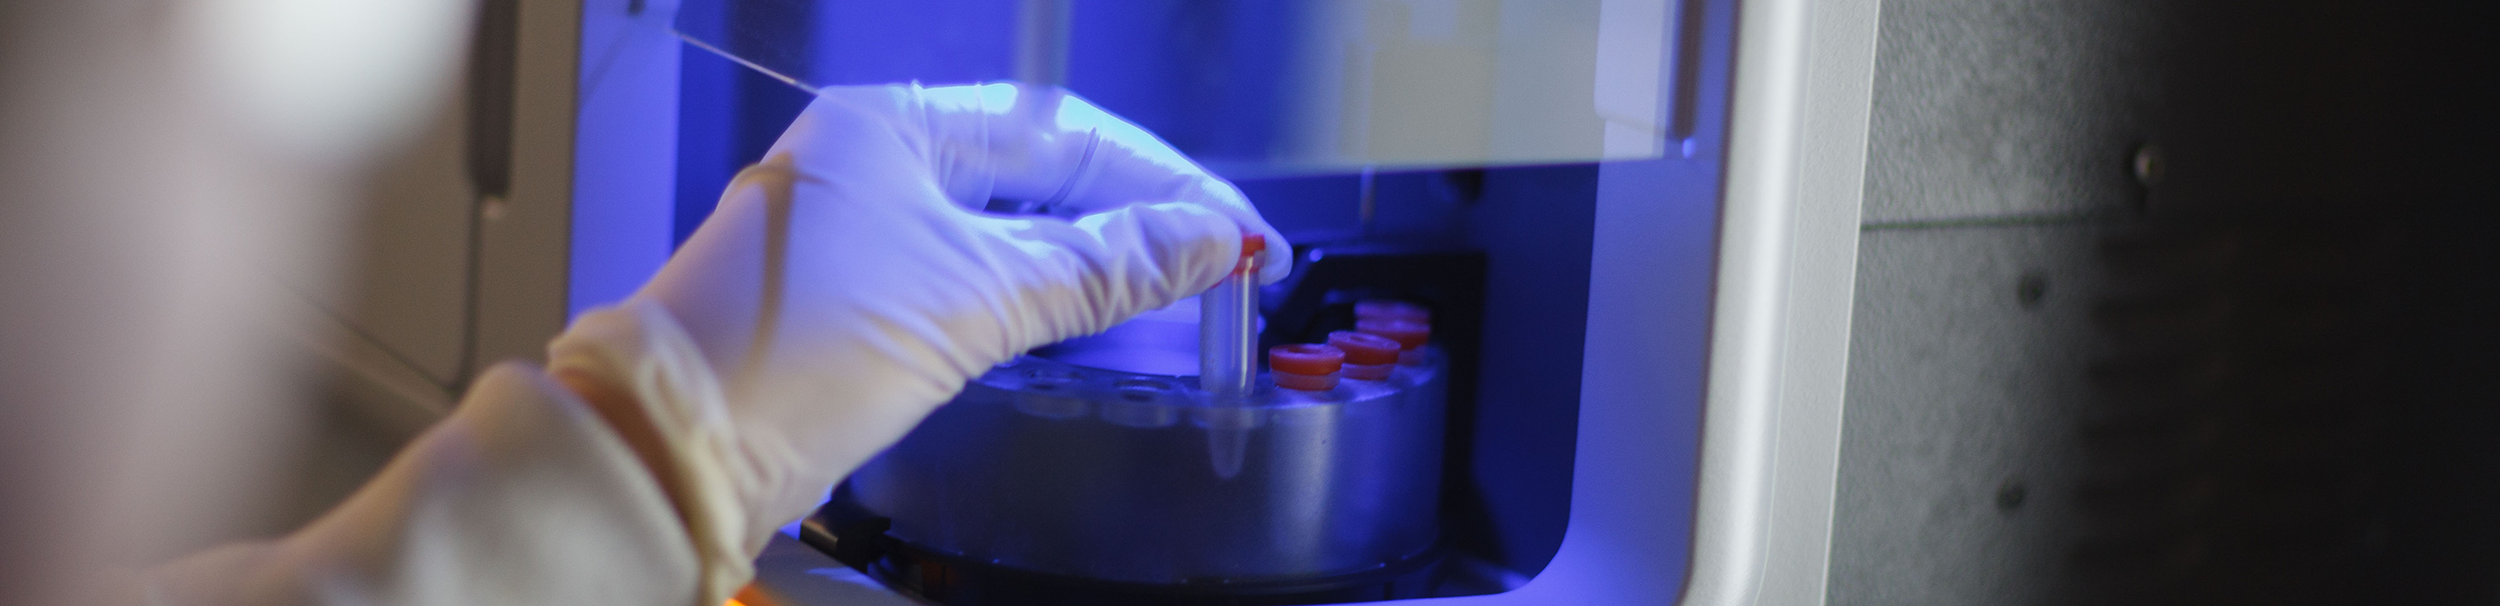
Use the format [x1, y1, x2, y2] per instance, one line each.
[846, 355, 1447, 584]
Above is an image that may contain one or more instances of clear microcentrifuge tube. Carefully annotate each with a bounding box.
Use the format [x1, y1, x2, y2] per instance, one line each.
[1200, 234, 1267, 398]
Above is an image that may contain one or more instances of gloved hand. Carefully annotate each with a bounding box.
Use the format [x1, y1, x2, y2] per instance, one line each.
[545, 82, 1289, 603]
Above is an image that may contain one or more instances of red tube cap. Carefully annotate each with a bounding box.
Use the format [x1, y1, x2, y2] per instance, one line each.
[1268, 343, 1344, 376]
[1228, 234, 1268, 277]
[1327, 331, 1402, 365]
[1354, 300, 1430, 323]
[1355, 319, 1430, 350]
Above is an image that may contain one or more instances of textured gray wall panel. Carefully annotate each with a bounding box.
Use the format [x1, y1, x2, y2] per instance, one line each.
[1828, 225, 2102, 606]
[1835, 0, 2500, 603]
[1858, 0, 2164, 224]
[1831, 0, 2169, 602]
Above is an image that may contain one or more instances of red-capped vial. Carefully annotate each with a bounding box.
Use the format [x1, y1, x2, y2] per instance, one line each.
[1268, 343, 1344, 391]
[1327, 331, 1401, 380]
[1355, 318, 1431, 365]
[1354, 300, 1431, 324]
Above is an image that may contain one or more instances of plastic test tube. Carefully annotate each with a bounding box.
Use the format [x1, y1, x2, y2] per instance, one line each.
[1200, 234, 1267, 398]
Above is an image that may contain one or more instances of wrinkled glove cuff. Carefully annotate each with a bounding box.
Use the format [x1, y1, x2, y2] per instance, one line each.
[547, 299, 752, 606]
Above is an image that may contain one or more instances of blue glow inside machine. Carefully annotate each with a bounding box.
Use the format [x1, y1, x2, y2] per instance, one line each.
[563, 0, 1755, 602]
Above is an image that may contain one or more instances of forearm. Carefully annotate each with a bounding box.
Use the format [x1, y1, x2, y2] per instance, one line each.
[142, 363, 701, 606]
[555, 366, 693, 540]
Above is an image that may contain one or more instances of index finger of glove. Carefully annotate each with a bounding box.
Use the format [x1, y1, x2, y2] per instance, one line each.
[921, 83, 1293, 284]
[1062, 123, 1293, 286]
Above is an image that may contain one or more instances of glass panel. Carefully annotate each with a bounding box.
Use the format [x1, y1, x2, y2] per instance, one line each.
[673, 0, 1679, 176]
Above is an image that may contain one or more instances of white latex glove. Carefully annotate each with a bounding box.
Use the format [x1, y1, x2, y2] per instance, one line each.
[546, 82, 1288, 604]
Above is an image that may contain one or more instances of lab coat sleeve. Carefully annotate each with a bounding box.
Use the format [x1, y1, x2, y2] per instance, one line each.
[141, 362, 703, 606]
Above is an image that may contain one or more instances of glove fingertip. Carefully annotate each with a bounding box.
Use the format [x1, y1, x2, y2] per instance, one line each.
[1254, 229, 1294, 285]
[1138, 200, 1242, 268]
